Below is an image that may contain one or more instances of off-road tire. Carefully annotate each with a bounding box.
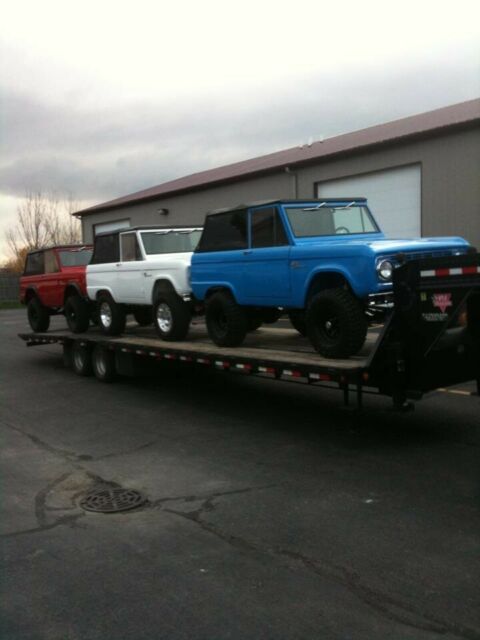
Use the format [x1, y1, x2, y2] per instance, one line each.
[206, 292, 248, 347]
[92, 344, 116, 382]
[97, 294, 126, 336]
[153, 293, 191, 341]
[288, 310, 307, 336]
[306, 288, 367, 358]
[133, 308, 152, 327]
[71, 341, 93, 376]
[64, 295, 90, 333]
[27, 297, 50, 332]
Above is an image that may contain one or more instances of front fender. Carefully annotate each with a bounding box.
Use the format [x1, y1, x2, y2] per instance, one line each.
[299, 266, 358, 307]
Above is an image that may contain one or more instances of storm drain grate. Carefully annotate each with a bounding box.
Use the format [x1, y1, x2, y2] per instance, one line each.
[80, 487, 147, 513]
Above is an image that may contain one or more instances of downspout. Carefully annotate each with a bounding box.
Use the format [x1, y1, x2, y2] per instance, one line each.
[284, 166, 298, 199]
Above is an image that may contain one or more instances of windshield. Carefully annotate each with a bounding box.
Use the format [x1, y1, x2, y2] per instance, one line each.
[141, 229, 202, 255]
[285, 204, 379, 237]
[58, 248, 92, 266]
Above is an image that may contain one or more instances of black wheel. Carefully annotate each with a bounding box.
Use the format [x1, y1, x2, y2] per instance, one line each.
[71, 341, 93, 376]
[92, 344, 116, 382]
[133, 307, 152, 327]
[306, 288, 367, 358]
[288, 310, 307, 336]
[64, 295, 90, 333]
[97, 294, 126, 336]
[206, 291, 248, 347]
[27, 297, 50, 332]
[153, 293, 191, 341]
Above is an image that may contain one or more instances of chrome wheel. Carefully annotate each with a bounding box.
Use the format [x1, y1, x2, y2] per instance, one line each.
[100, 301, 112, 328]
[73, 350, 85, 370]
[156, 303, 173, 333]
[94, 351, 107, 377]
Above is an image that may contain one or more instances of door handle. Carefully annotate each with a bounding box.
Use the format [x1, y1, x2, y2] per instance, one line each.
[116, 263, 122, 267]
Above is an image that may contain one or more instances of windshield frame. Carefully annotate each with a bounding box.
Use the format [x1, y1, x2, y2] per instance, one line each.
[139, 228, 203, 255]
[283, 203, 380, 238]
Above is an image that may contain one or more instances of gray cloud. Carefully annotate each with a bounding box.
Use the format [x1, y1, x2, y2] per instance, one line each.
[1, 57, 479, 205]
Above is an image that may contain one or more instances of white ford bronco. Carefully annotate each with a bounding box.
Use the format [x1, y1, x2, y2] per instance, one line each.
[86, 226, 202, 338]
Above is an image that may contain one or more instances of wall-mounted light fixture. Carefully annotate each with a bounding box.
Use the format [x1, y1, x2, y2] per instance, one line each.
[157, 207, 169, 216]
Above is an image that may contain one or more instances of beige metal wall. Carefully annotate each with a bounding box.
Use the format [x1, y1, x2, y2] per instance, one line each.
[82, 125, 480, 248]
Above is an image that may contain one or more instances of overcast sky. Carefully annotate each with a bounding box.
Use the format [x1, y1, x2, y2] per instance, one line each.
[1, 0, 479, 259]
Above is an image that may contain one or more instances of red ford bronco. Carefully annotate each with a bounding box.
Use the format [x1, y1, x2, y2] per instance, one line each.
[20, 245, 93, 333]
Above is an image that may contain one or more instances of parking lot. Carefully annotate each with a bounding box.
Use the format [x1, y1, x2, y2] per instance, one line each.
[1, 307, 479, 640]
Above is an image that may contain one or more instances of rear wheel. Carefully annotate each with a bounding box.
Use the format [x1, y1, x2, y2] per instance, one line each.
[206, 292, 248, 347]
[92, 344, 116, 382]
[64, 295, 90, 333]
[27, 297, 50, 332]
[153, 293, 191, 341]
[306, 288, 367, 358]
[133, 308, 152, 327]
[71, 341, 93, 376]
[97, 294, 126, 336]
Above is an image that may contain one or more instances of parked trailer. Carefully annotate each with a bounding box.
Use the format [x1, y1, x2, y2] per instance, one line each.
[19, 255, 480, 410]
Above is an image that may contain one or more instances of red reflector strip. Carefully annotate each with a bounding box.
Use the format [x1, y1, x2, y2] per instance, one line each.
[215, 360, 230, 369]
[196, 357, 210, 365]
[163, 353, 176, 360]
[258, 366, 276, 375]
[179, 355, 193, 362]
[235, 363, 252, 371]
[420, 266, 480, 278]
[309, 373, 332, 381]
[283, 369, 302, 378]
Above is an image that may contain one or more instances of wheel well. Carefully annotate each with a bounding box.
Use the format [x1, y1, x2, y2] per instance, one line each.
[96, 289, 112, 301]
[25, 288, 36, 302]
[64, 285, 80, 303]
[306, 272, 350, 303]
[205, 286, 235, 302]
[152, 279, 176, 302]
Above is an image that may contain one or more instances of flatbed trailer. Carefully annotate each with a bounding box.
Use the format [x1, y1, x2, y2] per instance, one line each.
[19, 255, 480, 410]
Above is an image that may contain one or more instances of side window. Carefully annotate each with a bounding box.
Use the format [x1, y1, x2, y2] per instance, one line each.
[44, 250, 59, 273]
[121, 233, 142, 261]
[196, 210, 248, 252]
[90, 233, 120, 264]
[24, 252, 45, 275]
[250, 207, 289, 248]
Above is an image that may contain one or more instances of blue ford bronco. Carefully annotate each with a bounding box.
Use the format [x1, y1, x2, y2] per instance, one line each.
[189, 199, 471, 357]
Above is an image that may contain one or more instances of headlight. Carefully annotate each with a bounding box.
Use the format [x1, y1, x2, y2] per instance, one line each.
[376, 259, 393, 281]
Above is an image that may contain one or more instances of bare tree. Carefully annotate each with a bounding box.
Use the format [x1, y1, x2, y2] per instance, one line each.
[5, 192, 82, 270]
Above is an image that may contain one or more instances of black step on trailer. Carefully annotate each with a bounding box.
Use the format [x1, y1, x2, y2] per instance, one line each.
[19, 255, 480, 410]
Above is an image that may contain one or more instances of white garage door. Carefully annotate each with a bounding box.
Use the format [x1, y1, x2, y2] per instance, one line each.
[94, 219, 130, 235]
[316, 164, 421, 238]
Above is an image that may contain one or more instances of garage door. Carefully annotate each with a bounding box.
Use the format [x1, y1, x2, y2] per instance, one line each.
[94, 219, 130, 235]
[316, 165, 421, 238]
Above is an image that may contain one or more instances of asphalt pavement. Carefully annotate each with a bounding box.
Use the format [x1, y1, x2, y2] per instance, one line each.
[1, 308, 479, 640]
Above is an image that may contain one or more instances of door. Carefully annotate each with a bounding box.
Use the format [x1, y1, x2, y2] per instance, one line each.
[116, 232, 145, 303]
[41, 250, 61, 306]
[242, 206, 291, 305]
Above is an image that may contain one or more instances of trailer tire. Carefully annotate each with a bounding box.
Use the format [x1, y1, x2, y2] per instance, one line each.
[153, 293, 191, 341]
[92, 344, 116, 382]
[27, 297, 50, 332]
[306, 288, 367, 358]
[65, 295, 90, 333]
[71, 342, 93, 376]
[206, 291, 248, 347]
[97, 294, 126, 336]
[133, 308, 152, 327]
[288, 310, 307, 336]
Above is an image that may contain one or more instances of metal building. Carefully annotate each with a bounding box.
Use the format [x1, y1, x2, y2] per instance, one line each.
[76, 99, 480, 247]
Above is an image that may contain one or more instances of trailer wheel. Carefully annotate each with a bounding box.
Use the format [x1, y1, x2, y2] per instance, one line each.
[97, 294, 126, 336]
[153, 294, 191, 340]
[206, 292, 248, 347]
[133, 308, 152, 327]
[288, 310, 307, 336]
[306, 288, 367, 358]
[64, 295, 90, 333]
[27, 297, 50, 332]
[92, 344, 116, 382]
[71, 342, 93, 376]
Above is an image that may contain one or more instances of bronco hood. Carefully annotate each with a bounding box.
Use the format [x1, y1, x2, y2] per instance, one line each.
[364, 236, 470, 256]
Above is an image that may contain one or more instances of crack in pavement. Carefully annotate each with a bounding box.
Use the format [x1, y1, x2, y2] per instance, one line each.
[163, 491, 480, 640]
